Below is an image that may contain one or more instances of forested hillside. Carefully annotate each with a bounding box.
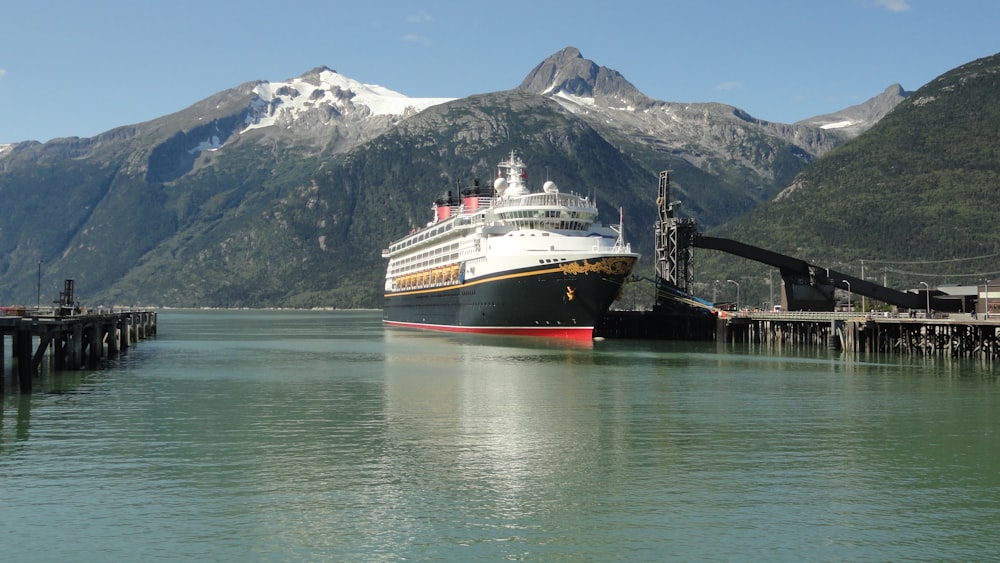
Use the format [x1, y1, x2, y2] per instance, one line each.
[693, 52, 1000, 307]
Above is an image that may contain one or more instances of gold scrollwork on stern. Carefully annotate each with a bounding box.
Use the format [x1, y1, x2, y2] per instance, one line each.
[558, 257, 636, 277]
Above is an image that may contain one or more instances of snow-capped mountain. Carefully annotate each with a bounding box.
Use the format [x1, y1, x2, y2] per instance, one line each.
[517, 47, 853, 185]
[153, 66, 455, 159]
[518, 47, 650, 109]
[0, 46, 921, 308]
[243, 66, 453, 134]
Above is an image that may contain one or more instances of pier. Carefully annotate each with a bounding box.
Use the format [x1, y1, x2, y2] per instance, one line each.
[0, 307, 157, 393]
[596, 170, 1000, 360]
[723, 311, 1000, 359]
[599, 310, 1000, 360]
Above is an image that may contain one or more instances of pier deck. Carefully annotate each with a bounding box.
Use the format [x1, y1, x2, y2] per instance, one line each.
[1, 308, 157, 393]
[600, 309, 1000, 360]
[725, 311, 1000, 359]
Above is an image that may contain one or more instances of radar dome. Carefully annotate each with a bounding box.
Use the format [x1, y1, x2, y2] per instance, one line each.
[494, 177, 508, 191]
[543, 180, 558, 194]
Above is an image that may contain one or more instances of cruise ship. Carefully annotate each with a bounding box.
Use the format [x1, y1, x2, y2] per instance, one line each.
[381, 150, 639, 340]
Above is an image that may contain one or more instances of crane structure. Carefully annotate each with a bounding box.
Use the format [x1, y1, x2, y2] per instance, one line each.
[652, 171, 959, 313]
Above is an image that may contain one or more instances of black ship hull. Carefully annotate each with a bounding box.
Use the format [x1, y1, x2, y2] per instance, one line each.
[383, 255, 637, 340]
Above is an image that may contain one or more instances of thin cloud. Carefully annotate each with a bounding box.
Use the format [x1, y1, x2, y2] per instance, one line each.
[406, 11, 433, 24]
[402, 11, 433, 45]
[875, 0, 911, 12]
[0, 68, 6, 79]
[715, 81, 743, 91]
[402, 34, 431, 46]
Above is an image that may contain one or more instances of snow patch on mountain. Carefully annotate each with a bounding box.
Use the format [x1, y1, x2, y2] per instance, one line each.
[189, 136, 223, 153]
[820, 120, 855, 130]
[243, 67, 454, 132]
[555, 91, 597, 107]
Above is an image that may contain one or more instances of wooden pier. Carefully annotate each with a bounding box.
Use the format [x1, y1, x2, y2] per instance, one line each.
[600, 309, 1000, 360]
[722, 312, 1000, 360]
[0, 308, 157, 393]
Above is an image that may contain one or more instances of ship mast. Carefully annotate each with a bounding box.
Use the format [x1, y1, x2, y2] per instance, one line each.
[497, 150, 528, 197]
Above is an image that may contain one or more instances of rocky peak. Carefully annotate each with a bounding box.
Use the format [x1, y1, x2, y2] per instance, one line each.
[795, 83, 911, 138]
[517, 46, 649, 107]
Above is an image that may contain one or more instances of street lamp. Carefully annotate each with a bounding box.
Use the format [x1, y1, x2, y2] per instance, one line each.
[842, 280, 851, 312]
[768, 271, 774, 311]
[919, 281, 930, 318]
[727, 279, 740, 311]
[860, 260, 865, 312]
[987, 279, 991, 319]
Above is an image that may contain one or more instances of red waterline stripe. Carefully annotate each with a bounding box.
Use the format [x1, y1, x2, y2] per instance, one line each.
[384, 320, 595, 340]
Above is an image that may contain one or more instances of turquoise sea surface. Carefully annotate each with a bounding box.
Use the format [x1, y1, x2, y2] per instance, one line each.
[2, 310, 998, 561]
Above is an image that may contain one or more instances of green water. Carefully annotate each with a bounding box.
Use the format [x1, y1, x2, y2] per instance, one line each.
[2, 310, 998, 561]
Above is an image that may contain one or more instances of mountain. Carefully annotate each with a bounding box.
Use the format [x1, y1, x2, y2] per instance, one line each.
[518, 46, 649, 107]
[794, 83, 912, 137]
[516, 47, 854, 225]
[0, 47, 912, 308]
[694, 52, 1000, 306]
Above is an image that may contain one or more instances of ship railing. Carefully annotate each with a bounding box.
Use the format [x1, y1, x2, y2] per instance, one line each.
[386, 214, 478, 256]
[591, 242, 632, 253]
[493, 192, 596, 210]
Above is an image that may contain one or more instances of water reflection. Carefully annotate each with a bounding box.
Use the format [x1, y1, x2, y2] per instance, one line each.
[1, 311, 998, 560]
[381, 327, 610, 548]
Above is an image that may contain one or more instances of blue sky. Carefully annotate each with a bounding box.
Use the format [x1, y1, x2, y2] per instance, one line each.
[2, 0, 998, 143]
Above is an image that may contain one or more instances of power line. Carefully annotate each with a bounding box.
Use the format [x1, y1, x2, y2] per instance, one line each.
[862, 252, 1000, 266]
[883, 267, 1000, 278]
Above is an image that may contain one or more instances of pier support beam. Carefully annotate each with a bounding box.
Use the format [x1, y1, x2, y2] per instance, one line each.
[16, 329, 33, 392]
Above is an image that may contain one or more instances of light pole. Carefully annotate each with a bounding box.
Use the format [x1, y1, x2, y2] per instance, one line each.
[842, 280, 851, 312]
[987, 279, 991, 319]
[713, 280, 720, 304]
[919, 281, 930, 318]
[861, 260, 866, 312]
[37, 260, 42, 310]
[727, 279, 740, 311]
[768, 271, 774, 311]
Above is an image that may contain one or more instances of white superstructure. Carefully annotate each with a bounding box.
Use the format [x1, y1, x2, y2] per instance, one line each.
[382, 151, 632, 292]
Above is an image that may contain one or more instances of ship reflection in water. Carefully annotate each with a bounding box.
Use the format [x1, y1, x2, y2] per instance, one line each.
[4, 310, 997, 561]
